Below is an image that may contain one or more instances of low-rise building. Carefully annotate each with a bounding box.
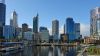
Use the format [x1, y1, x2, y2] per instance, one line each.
[60, 34, 69, 43]
[33, 33, 41, 44]
[84, 36, 95, 44]
[24, 31, 33, 40]
[39, 27, 49, 43]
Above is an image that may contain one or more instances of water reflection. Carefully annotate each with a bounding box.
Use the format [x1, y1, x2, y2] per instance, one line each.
[1, 46, 77, 56]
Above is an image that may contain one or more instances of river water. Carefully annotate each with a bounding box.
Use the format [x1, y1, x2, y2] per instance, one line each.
[0, 46, 77, 56]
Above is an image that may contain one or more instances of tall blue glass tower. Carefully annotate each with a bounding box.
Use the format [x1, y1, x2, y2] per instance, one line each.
[66, 17, 75, 41]
[0, 0, 6, 38]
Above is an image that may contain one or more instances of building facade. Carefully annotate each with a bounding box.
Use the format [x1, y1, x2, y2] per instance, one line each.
[24, 31, 33, 40]
[33, 33, 41, 44]
[60, 34, 68, 43]
[66, 17, 75, 41]
[39, 27, 49, 42]
[10, 10, 19, 38]
[3, 25, 15, 40]
[64, 24, 66, 34]
[33, 14, 39, 33]
[52, 19, 59, 42]
[22, 23, 28, 39]
[15, 27, 22, 39]
[22, 23, 28, 32]
[39, 27, 47, 32]
[10, 19, 13, 26]
[0, 0, 6, 38]
[75, 23, 80, 39]
[84, 36, 95, 44]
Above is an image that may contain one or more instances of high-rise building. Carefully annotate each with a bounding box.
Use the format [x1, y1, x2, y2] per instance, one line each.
[64, 24, 65, 34]
[10, 19, 13, 26]
[33, 14, 39, 33]
[10, 10, 18, 38]
[75, 23, 80, 39]
[52, 19, 59, 42]
[90, 7, 100, 40]
[10, 10, 18, 28]
[66, 17, 75, 41]
[33, 14, 40, 44]
[0, 0, 6, 38]
[3, 25, 15, 40]
[16, 27, 22, 39]
[33, 33, 40, 44]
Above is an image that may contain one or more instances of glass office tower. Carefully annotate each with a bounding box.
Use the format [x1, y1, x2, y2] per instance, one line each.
[66, 17, 75, 41]
[0, 0, 6, 38]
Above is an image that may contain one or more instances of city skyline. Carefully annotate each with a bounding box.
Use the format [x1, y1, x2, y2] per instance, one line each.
[0, 0, 100, 56]
[5, 0, 100, 36]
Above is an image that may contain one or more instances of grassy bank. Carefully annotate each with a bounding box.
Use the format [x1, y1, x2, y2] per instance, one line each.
[87, 46, 100, 55]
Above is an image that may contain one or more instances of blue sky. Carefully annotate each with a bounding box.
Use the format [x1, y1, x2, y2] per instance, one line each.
[5, 0, 100, 36]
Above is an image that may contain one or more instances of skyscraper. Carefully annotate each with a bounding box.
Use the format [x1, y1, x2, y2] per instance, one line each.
[10, 10, 18, 28]
[33, 14, 39, 33]
[33, 14, 40, 44]
[10, 19, 13, 26]
[0, 0, 6, 38]
[10, 10, 19, 38]
[66, 17, 75, 41]
[52, 19, 59, 42]
[90, 7, 100, 40]
[64, 24, 65, 34]
[75, 23, 80, 39]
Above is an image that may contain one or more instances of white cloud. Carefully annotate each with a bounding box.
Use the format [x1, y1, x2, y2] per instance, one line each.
[80, 23, 90, 36]
[48, 28, 52, 35]
[59, 26, 64, 34]
[29, 25, 32, 28]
